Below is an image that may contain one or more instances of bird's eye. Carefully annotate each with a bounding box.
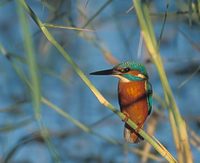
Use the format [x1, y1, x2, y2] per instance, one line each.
[123, 67, 130, 73]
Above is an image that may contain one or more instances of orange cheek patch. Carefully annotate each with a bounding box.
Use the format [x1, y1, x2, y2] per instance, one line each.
[128, 70, 141, 76]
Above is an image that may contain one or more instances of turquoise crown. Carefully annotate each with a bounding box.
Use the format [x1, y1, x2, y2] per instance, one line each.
[115, 61, 148, 76]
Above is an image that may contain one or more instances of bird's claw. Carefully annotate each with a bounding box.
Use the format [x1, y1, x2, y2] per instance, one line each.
[135, 124, 143, 133]
[122, 112, 130, 122]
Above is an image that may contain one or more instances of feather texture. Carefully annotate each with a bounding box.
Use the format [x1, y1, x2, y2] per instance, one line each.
[118, 79, 149, 143]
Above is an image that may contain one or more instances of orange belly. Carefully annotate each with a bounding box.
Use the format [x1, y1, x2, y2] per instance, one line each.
[118, 81, 148, 143]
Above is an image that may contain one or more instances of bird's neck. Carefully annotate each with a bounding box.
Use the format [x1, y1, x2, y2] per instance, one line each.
[118, 80, 146, 99]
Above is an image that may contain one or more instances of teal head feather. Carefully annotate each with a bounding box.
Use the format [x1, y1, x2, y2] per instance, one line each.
[90, 61, 148, 81]
[113, 61, 148, 81]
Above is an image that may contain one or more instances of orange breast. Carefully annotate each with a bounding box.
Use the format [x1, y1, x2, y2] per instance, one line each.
[118, 81, 148, 127]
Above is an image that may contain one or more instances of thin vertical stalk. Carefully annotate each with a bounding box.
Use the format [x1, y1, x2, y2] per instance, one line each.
[16, 0, 40, 119]
[16, 2, 60, 162]
[132, 1, 193, 162]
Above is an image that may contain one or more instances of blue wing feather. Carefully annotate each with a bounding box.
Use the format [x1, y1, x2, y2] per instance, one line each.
[146, 82, 153, 115]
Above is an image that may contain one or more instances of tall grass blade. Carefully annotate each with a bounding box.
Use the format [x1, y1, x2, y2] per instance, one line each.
[132, 1, 193, 162]
[16, 2, 60, 162]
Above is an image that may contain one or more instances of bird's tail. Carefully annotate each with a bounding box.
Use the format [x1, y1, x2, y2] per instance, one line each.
[124, 123, 144, 143]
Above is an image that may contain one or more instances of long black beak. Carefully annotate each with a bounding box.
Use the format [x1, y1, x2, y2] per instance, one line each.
[90, 68, 118, 75]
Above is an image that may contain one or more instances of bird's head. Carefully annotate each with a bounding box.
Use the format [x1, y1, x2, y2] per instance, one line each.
[90, 61, 148, 82]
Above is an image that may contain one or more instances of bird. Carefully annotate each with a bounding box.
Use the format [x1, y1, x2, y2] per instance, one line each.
[90, 61, 152, 143]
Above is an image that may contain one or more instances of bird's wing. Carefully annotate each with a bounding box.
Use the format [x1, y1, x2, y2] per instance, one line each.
[146, 81, 153, 115]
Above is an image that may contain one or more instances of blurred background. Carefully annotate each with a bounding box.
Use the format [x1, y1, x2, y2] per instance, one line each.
[0, 0, 200, 162]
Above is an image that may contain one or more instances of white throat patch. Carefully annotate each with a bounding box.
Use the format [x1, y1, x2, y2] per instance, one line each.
[113, 75, 130, 83]
[137, 73, 146, 79]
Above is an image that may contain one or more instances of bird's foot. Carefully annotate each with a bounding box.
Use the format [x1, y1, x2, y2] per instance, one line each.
[135, 124, 143, 133]
[122, 112, 130, 122]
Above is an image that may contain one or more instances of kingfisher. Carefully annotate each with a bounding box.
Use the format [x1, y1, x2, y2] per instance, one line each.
[90, 61, 152, 143]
